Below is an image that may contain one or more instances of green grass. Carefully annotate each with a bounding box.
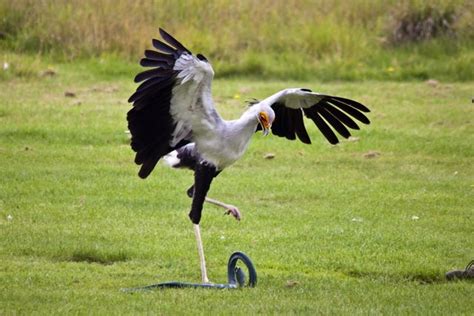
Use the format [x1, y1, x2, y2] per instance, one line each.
[0, 60, 473, 314]
[1, 0, 474, 81]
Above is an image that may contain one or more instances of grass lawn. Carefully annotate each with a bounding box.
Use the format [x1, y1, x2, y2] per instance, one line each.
[0, 63, 473, 314]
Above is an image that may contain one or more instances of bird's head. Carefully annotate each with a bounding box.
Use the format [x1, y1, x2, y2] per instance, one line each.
[257, 107, 275, 136]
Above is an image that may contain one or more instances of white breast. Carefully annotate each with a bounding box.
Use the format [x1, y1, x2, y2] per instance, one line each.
[195, 120, 257, 170]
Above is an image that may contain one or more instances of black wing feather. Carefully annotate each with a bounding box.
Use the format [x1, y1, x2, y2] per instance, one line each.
[271, 103, 287, 137]
[144, 50, 174, 63]
[152, 38, 178, 55]
[282, 108, 296, 140]
[132, 78, 175, 111]
[321, 101, 360, 130]
[267, 94, 370, 145]
[127, 28, 193, 178]
[140, 58, 169, 68]
[317, 107, 351, 139]
[332, 96, 371, 113]
[327, 98, 371, 124]
[304, 107, 339, 144]
[292, 109, 312, 144]
[159, 28, 191, 53]
[128, 76, 174, 104]
[134, 68, 175, 83]
[270, 103, 312, 144]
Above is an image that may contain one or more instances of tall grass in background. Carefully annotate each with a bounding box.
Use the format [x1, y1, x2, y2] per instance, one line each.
[0, 0, 473, 80]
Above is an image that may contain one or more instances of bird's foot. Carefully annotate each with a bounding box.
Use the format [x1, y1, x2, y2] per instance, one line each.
[224, 205, 241, 221]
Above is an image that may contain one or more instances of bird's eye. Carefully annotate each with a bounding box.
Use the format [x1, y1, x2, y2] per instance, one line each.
[301, 88, 312, 92]
[259, 112, 269, 125]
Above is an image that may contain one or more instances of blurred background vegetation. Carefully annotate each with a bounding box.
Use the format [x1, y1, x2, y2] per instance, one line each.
[0, 0, 473, 81]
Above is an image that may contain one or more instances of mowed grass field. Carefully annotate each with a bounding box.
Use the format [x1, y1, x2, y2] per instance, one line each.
[0, 62, 473, 314]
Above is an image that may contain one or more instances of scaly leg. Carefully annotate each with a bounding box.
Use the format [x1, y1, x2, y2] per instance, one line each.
[205, 197, 241, 221]
[193, 224, 210, 283]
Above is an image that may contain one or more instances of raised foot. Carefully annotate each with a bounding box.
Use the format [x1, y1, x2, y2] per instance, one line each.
[224, 205, 241, 221]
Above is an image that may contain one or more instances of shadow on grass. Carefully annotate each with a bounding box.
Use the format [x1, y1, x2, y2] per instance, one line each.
[345, 270, 444, 284]
[67, 249, 130, 265]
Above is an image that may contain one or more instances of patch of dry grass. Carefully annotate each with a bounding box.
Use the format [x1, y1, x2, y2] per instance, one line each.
[1, 0, 473, 80]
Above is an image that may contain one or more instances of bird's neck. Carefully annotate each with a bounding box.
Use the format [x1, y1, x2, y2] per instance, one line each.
[236, 106, 260, 133]
[219, 107, 260, 156]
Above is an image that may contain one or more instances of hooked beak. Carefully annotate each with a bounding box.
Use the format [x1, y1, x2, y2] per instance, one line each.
[258, 112, 271, 136]
[262, 126, 270, 136]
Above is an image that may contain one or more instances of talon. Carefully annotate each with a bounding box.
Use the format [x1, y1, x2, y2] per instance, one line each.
[224, 206, 241, 221]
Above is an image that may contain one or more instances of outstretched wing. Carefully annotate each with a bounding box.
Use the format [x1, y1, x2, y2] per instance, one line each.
[127, 28, 220, 178]
[261, 88, 370, 145]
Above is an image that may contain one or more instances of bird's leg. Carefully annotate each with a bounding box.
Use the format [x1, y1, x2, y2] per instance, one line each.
[188, 162, 216, 284]
[205, 197, 241, 221]
[187, 184, 241, 221]
[193, 223, 210, 284]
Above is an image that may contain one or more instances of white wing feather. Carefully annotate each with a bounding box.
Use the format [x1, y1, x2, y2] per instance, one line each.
[259, 88, 326, 109]
[169, 53, 221, 147]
